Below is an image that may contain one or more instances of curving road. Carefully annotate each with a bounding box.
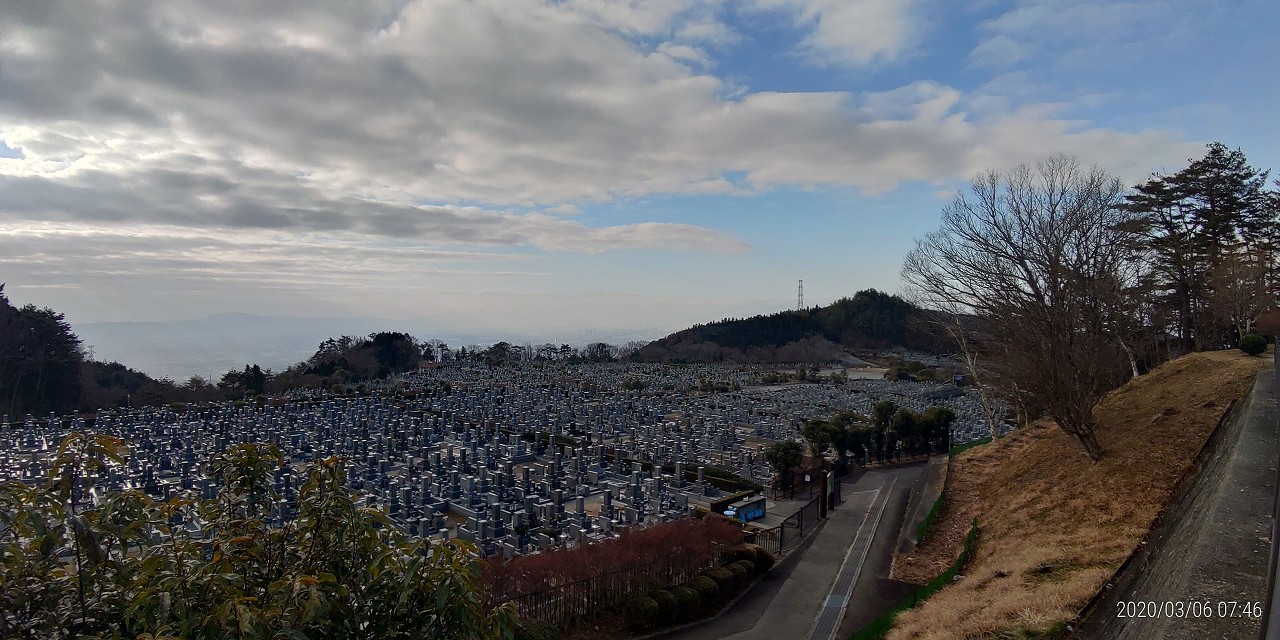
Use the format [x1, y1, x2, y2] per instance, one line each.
[657, 463, 926, 640]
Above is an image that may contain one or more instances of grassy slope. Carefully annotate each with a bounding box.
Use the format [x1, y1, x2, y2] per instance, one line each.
[887, 350, 1271, 639]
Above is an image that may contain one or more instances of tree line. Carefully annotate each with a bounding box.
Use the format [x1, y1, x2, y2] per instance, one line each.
[903, 143, 1278, 460]
[0, 288, 654, 419]
[764, 401, 957, 492]
[636, 289, 951, 363]
[231, 337, 650, 397]
[1, 285, 83, 418]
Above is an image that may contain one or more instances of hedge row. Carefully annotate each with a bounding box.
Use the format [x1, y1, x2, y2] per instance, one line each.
[624, 545, 776, 634]
[948, 436, 992, 458]
[915, 489, 945, 546]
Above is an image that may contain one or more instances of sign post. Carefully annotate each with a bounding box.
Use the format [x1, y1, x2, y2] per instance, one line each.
[818, 471, 828, 519]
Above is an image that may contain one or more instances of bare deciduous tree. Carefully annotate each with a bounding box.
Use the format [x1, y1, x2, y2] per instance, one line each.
[902, 155, 1138, 461]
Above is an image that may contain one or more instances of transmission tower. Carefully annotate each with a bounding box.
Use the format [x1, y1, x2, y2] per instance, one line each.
[797, 279, 804, 311]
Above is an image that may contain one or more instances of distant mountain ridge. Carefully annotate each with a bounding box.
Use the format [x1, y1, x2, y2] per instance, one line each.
[636, 289, 947, 363]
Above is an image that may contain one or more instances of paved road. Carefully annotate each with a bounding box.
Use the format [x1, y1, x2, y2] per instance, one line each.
[834, 468, 924, 639]
[656, 463, 926, 640]
[805, 477, 896, 640]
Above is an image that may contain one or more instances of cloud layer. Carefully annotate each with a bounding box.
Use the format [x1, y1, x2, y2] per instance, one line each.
[2, 1, 1197, 238]
[0, 0, 1219, 335]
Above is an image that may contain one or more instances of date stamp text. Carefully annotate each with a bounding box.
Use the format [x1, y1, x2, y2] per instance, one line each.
[1115, 600, 1263, 619]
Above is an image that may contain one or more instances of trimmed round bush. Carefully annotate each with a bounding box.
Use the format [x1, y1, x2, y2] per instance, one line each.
[1240, 333, 1267, 356]
[649, 589, 678, 626]
[514, 619, 561, 640]
[625, 596, 660, 633]
[752, 547, 776, 573]
[720, 544, 756, 565]
[727, 560, 751, 588]
[704, 567, 735, 596]
[687, 575, 720, 609]
[671, 585, 701, 621]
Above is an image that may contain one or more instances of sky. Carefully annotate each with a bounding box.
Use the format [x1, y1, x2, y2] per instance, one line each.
[2, 0, 1278, 345]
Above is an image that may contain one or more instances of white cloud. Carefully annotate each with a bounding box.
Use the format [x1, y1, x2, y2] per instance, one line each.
[0, 0, 1198, 251]
[857, 81, 962, 121]
[750, 0, 920, 66]
[967, 34, 1028, 69]
[675, 16, 740, 46]
[656, 42, 713, 67]
[969, 0, 1194, 70]
[558, 0, 700, 36]
[544, 203, 584, 216]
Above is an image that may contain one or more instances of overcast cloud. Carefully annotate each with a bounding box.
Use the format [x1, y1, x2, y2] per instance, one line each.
[2, 0, 1241, 349]
[1, 1, 1194, 229]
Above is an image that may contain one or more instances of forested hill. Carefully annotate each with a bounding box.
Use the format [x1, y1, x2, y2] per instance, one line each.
[636, 289, 948, 363]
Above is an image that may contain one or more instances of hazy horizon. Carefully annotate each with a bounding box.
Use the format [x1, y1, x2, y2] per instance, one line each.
[71, 310, 692, 381]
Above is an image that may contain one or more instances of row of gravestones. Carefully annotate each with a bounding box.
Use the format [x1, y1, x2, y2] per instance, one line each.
[0, 364, 1000, 557]
[1, 418, 739, 558]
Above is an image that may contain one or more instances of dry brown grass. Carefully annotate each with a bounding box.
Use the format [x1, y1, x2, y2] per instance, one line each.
[887, 349, 1271, 639]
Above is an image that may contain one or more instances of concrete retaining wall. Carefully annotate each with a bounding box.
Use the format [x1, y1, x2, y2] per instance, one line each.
[1073, 368, 1278, 639]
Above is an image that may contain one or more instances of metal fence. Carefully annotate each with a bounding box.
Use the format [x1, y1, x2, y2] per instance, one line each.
[750, 494, 822, 557]
[771, 469, 826, 501]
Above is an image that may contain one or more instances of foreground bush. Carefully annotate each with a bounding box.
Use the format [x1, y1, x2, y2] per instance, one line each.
[486, 514, 742, 601]
[514, 619, 561, 640]
[720, 544, 756, 565]
[704, 567, 735, 596]
[1240, 333, 1267, 356]
[671, 585, 700, 621]
[625, 596, 660, 632]
[727, 560, 752, 588]
[650, 589, 678, 626]
[687, 575, 719, 611]
[752, 546, 777, 573]
[0, 433, 513, 640]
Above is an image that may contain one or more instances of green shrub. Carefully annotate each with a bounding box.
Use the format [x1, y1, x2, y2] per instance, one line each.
[1240, 333, 1268, 356]
[625, 596, 660, 632]
[671, 585, 700, 621]
[650, 589, 678, 626]
[0, 437, 511, 640]
[752, 547, 776, 573]
[720, 543, 756, 565]
[687, 575, 719, 609]
[705, 567, 735, 595]
[727, 560, 751, 588]
[514, 619, 561, 640]
[916, 490, 945, 544]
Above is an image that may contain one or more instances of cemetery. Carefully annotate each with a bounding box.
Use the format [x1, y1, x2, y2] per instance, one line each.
[0, 362, 1007, 560]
